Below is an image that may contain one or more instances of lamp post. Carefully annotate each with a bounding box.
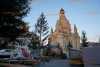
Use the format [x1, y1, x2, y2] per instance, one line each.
[67, 41, 72, 59]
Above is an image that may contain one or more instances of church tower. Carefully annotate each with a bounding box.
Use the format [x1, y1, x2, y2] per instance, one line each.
[73, 24, 80, 49]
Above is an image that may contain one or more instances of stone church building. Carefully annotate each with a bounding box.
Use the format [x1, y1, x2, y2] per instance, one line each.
[48, 8, 80, 54]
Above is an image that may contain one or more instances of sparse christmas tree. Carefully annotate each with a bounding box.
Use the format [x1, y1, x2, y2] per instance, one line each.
[35, 12, 49, 56]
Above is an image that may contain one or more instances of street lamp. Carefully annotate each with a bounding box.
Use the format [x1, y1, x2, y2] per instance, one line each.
[67, 41, 72, 59]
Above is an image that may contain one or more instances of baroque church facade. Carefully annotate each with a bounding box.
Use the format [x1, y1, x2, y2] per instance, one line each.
[48, 8, 80, 53]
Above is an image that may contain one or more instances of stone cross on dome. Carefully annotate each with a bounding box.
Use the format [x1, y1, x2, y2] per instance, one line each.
[60, 8, 65, 14]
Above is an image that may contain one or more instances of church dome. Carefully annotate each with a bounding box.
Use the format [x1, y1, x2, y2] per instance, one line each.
[55, 8, 71, 33]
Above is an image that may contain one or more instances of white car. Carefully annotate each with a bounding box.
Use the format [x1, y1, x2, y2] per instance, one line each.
[0, 49, 12, 59]
[0, 49, 24, 60]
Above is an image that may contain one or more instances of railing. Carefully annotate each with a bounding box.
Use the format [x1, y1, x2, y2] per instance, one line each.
[69, 49, 81, 59]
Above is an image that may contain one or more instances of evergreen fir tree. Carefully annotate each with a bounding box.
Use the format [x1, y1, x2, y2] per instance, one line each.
[0, 0, 32, 40]
[0, 0, 32, 48]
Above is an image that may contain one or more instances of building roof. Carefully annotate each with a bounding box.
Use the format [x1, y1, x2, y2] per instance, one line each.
[87, 42, 100, 47]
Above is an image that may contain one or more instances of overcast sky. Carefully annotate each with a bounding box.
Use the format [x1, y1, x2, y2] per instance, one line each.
[24, 0, 100, 42]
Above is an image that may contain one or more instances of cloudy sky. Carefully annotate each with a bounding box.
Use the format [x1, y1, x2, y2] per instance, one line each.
[24, 0, 100, 42]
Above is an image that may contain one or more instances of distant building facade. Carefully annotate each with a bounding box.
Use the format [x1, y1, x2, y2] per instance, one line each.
[87, 42, 100, 47]
[48, 8, 80, 54]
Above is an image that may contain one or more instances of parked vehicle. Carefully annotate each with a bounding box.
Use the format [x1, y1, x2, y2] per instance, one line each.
[0, 49, 26, 60]
[0, 49, 12, 59]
